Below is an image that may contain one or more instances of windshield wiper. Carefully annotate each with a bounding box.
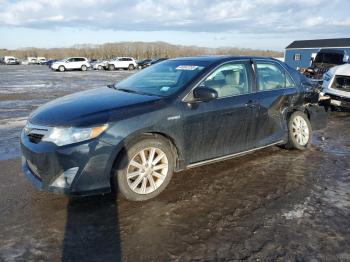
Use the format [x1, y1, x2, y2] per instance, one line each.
[117, 88, 139, 94]
[107, 84, 117, 89]
[116, 88, 161, 97]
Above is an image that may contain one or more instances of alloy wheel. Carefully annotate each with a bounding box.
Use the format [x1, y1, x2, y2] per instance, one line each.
[126, 147, 168, 195]
[292, 115, 309, 146]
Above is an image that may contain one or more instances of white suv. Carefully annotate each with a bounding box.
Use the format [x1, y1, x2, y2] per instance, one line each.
[51, 57, 91, 72]
[106, 57, 137, 71]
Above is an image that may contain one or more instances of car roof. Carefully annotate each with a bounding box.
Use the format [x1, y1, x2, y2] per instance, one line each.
[170, 55, 275, 63]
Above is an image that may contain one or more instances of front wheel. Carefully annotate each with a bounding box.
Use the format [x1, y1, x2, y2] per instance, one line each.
[284, 111, 312, 150]
[58, 65, 65, 72]
[116, 138, 174, 201]
[108, 64, 115, 71]
[128, 64, 135, 70]
[81, 65, 87, 71]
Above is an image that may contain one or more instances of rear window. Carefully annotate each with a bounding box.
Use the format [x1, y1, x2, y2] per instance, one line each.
[256, 62, 294, 90]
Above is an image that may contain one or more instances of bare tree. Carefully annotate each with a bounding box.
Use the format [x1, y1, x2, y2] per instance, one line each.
[1, 41, 283, 60]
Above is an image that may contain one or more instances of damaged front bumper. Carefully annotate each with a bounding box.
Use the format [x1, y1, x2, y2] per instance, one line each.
[20, 131, 115, 196]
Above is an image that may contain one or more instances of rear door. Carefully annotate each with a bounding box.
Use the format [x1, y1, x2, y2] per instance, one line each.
[182, 60, 257, 164]
[66, 58, 76, 69]
[119, 58, 128, 68]
[252, 60, 298, 147]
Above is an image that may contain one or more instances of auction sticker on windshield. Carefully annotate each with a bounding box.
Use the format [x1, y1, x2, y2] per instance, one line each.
[176, 65, 199, 70]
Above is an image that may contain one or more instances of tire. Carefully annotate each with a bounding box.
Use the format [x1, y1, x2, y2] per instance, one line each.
[81, 65, 87, 71]
[58, 65, 65, 72]
[116, 138, 175, 201]
[98, 65, 102, 70]
[128, 64, 135, 70]
[284, 111, 312, 150]
[108, 64, 115, 71]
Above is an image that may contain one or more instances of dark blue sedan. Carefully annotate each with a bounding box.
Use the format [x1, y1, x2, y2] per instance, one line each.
[21, 56, 327, 201]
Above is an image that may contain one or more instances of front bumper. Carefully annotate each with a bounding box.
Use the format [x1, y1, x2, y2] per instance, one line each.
[21, 131, 116, 196]
[327, 93, 350, 109]
[50, 64, 59, 70]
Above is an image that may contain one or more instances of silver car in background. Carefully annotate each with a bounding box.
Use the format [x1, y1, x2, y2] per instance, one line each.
[322, 64, 350, 110]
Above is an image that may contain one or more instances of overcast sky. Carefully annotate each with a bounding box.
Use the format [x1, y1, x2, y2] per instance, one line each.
[0, 0, 349, 51]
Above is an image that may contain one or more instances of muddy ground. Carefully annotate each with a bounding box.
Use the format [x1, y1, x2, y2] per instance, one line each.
[0, 65, 349, 261]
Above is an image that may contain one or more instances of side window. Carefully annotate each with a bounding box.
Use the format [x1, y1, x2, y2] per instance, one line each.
[256, 62, 294, 91]
[67, 58, 74, 62]
[201, 63, 250, 98]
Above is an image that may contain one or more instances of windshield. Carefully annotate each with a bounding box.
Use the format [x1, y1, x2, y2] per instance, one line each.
[314, 52, 343, 65]
[115, 60, 207, 96]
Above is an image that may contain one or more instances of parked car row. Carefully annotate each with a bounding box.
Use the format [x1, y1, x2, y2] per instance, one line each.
[1, 56, 49, 65]
[46, 56, 169, 72]
[0, 56, 20, 65]
[137, 58, 168, 69]
[90, 57, 168, 71]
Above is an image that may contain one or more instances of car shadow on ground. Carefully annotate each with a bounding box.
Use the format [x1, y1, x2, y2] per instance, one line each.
[61, 193, 122, 262]
[61, 139, 129, 262]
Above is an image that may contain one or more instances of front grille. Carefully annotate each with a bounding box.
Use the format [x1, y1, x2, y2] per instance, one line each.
[332, 75, 350, 92]
[28, 133, 44, 144]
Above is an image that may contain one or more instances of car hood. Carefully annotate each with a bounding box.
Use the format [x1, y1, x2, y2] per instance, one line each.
[29, 88, 163, 127]
[328, 64, 350, 76]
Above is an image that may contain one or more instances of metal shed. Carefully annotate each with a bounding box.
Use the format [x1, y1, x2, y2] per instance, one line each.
[284, 38, 350, 69]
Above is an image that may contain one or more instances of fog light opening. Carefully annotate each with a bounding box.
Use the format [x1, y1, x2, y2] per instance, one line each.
[51, 167, 79, 188]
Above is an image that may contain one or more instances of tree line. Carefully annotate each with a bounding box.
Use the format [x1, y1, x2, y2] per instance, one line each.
[0, 41, 283, 60]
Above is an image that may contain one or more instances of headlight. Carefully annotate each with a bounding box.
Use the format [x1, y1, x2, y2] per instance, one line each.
[42, 124, 108, 146]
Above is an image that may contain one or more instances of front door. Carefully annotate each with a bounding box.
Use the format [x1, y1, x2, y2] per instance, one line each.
[182, 60, 257, 164]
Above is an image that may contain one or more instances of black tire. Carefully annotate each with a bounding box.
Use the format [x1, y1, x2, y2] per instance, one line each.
[128, 64, 135, 70]
[98, 65, 102, 70]
[81, 65, 87, 71]
[283, 111, 312, 150]
[108, 64, 115, 71]
[58, 65, 65, 72]
[116, 138, 174, 201]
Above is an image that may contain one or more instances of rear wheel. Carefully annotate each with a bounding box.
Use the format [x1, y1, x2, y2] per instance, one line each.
[98, 65, 102, 70]
[128, 64, 135, 70]
[58, 65, 65, 72]
[284, 111, 312, 150]
[108, 64, 115, 71]
[116, 138, 174, 201]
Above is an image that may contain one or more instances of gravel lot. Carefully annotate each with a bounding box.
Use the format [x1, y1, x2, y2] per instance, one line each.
[0, 65, 349, 261]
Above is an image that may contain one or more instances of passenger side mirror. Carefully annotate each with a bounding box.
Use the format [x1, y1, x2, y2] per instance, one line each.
[192, 87, 218, 102]
[343, 55, 349, 63]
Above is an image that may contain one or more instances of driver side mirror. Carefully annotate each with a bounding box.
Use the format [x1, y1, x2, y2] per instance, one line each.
[192, 86, 218, 102]
[343, 55, 349, 63]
